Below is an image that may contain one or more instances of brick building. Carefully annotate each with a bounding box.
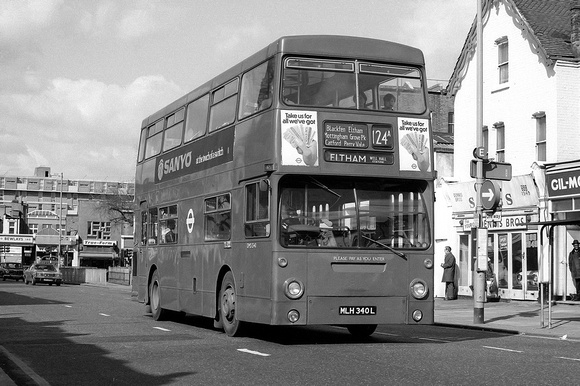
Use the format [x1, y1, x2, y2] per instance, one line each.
[0, 167, 134, 268]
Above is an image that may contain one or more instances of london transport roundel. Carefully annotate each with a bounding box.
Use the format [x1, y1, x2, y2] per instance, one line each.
[186, 209, 195, 233]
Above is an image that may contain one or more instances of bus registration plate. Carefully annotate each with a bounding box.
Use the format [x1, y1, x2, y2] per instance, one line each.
[339, 306, 377, 316]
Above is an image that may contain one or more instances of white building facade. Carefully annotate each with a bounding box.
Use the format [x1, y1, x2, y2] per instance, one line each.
[439, 0, 580, 301]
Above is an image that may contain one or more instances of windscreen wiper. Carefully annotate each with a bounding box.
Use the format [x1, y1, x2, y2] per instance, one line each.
[361, 235, 407, 260]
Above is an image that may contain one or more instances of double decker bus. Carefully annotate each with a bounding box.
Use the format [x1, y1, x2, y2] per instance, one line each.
[133, 35, 435, 337]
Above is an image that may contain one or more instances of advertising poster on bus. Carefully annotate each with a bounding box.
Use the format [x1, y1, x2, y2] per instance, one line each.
[397, 117, 431, 172]
[281, 110, 319, 167]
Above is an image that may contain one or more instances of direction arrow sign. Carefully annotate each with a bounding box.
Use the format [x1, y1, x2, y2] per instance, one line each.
[480, 180, 500, 211]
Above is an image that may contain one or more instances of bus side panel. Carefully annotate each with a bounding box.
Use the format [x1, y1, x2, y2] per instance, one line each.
[158, 247, 179, 312]
[177, 245, 202, 314]
[177, 197, 203, 314]
[135, 247, 148, 303]
[234, 239, 273, 324]
[200, 244, 231, 318]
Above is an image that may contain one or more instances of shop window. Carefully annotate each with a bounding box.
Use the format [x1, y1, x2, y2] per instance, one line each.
[204, 193, 231, 241]
[245, 182, 270, 237]
[159, 204, 178, 244]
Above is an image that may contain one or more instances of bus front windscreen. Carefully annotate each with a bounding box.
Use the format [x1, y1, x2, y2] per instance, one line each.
[279, 176, 430, 249]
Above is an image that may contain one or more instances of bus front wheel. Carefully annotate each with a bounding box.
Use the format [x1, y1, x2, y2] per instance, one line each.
[219, 271, 244, 337]
[347, 324, 377, 338]
[150, 271, 169, 321]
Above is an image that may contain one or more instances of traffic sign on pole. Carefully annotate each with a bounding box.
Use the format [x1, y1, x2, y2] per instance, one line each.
[480, 179, 500, 211]
[470, 160, 512, 181]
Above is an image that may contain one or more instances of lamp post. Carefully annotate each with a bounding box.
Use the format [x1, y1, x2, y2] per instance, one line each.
[58, 172, 63, 269]
[52, 172, 64, 269]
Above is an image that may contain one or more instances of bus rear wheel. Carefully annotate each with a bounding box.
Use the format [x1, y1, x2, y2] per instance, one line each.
[347, 324, 377, 338]
[219, 271, 244, 337]
[150, 271, 169, 321]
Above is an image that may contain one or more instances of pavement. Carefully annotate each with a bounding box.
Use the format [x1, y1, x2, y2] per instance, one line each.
[434, 296, 580, 340]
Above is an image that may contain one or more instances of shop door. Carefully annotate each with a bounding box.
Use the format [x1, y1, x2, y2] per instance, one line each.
[510, 233, 525, 299]
[495, 232, 538, 300]
[524, 232, 539, 299]
[457, 234, 470, 296]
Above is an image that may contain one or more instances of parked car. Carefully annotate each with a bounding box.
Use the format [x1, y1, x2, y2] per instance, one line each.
[0, 262, 24, 281]
[24, 263, 63, 286]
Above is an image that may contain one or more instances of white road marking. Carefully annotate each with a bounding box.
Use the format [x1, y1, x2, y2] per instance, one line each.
[99, 313, 110, 317]
[482, 345, 522, 353]
[417, 337, 452, 343]
[374, 332, 400, 337]
[237, 348, 271, 357]
[154, 327, 171, 332]
[64, 305, 72, 308]
[556, 356, 580, 362]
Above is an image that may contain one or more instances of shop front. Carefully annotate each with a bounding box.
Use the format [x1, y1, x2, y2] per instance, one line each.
[80, 239, 119, 268]
[544, 160, 580, 300]
[445, 175, 541, 300]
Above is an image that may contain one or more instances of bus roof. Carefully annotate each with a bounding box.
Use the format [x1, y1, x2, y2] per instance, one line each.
[141, 35, 425, 128]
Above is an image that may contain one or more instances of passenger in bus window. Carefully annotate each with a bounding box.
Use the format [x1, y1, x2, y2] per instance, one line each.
[163, 219, 176, 243]
[218, 195, 230, 209]
[383, 93, 396, 110]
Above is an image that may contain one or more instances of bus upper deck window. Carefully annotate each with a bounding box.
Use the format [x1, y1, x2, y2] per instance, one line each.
[209, 79, 239, 132]
[163, 108, 185, 152]
[144, 120, 164, 159]
[239, 59, 275, 119]
[184, 95, 209, 143]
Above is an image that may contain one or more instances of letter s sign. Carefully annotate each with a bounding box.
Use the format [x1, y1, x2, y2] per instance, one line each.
[469, 197, 476, 209]
[504, 193, 513, 206]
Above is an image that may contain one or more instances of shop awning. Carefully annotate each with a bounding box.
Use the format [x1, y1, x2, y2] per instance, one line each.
[80, 252, 115, 260]
[442, 174, 539, 213]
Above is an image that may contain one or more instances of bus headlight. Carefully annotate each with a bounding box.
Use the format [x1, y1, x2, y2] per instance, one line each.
[412, 309, 423, 322]
[278, 257, 288, 268]
[423, 258, 433, 269]
[284, 278, 304, 299]
[410, 279, 429, 300]
[287, 309, 300, 323]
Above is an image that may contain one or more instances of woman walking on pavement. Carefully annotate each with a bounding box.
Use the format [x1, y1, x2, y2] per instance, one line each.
[569, 240, 580, 301]
[441, 246, 456, 300]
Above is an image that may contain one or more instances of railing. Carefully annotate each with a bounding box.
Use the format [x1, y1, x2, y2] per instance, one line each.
[60, 266, 131, 286]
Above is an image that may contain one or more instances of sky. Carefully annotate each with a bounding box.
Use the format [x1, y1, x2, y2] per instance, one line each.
[0, 0, 475, 182]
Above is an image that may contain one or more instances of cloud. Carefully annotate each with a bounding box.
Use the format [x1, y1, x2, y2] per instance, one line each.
[0, 75, 183, 180]
[118, 8, 160, 40]
[0, 0, 62, 42]
[214, 24, 270, 54]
